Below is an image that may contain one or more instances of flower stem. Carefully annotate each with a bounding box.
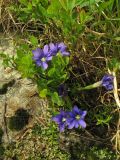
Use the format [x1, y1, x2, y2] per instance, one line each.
[76, 81, 102, 91]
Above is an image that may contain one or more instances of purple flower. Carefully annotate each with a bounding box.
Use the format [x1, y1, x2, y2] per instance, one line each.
[49, 43, 58, 56]
[58, 84, 67, 97]
[49, 42, 70, 56]
[67, 105, 87, 129]
[32, 45, 52, 70]
[32, 42, 70, 69]
[52, 110, 68, 132]
[101, 74, 114, 90]
[58, 42, 70, 56]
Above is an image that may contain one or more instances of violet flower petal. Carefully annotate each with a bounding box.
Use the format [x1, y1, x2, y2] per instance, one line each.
[43, 44, 49, 56]
[58, 42, 67, 52]
[61, 51, 70, 56]
[78, 119, 86, 128]
[41, 61, 48, 70]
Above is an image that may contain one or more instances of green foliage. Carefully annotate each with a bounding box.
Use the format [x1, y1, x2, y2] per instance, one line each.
[15, 44, 36, 78]
[3, 0, 120, 159]
[51, 92, 64, 106]
[108, 58, 120, 72]
[95, 104, 113, 126]
[38, 53, 70, 106]
[29, 35, 38, 46]
[9, 0, 100, 42]
[96, 114, 112, 126]
[32, 123, 70, 160]
[14, 40, 70, 106]
[3, 124, 70, 160]
[47, 53, 69, 85]
[39, 88, 48, 98]
[9, 0, 48, 23]
[47, 0, 96, 41]
[89, 147, 117, 160]
[16, 53, 35, 78]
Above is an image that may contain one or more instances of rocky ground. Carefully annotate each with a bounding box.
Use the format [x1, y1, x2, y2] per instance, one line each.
[0, 35, 50, 151]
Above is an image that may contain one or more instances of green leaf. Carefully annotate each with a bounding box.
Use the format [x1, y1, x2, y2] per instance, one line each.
[29, 35, 38, 45]
[47, 0, 61, 15]
[96, 115, 112, 125]
[48, 68, 56, 77]
[67, 0, 76, 11]
[27, 2, 32, 10]
[108, 58, 120, 71]
[19, 0, 28, 5]
[79, 10, 93, 25]
[39, 89, 48, 98]
[59, 0, 68, 11]
[0, 52, 7, 58]
[63, 56, 69, 65]
[32, 0, 39, 6]
[75, 0, 101, 8]
[16, 53, 35, 78]
[51, 92, 64, 106]
[97, 0, 114, 12]
[114, 37, 120, 41]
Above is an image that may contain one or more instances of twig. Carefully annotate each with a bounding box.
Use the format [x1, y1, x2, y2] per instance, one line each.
[112, 71, 120, 108]
[108, 69, 120, 153]
[86, 27, 106, 36]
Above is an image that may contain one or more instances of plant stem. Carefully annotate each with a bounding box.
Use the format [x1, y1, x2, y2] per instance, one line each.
[76, 81, 102, 91]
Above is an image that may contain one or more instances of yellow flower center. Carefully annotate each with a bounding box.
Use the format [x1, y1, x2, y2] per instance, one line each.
[41, 57, 46, 62]
[62, 118, 66, 122]
[76, 115, 80, 120]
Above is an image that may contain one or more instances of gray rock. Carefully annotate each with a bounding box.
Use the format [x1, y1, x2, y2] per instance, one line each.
[0, 36, 49, 145]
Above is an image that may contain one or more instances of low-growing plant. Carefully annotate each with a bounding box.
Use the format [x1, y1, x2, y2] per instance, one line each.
[1, 0, 120, 159]
[89, 147, 117, 160]
[9, 0, 48, 23]
[14, 39, 70, 106]
[47, 0, 101, 41]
